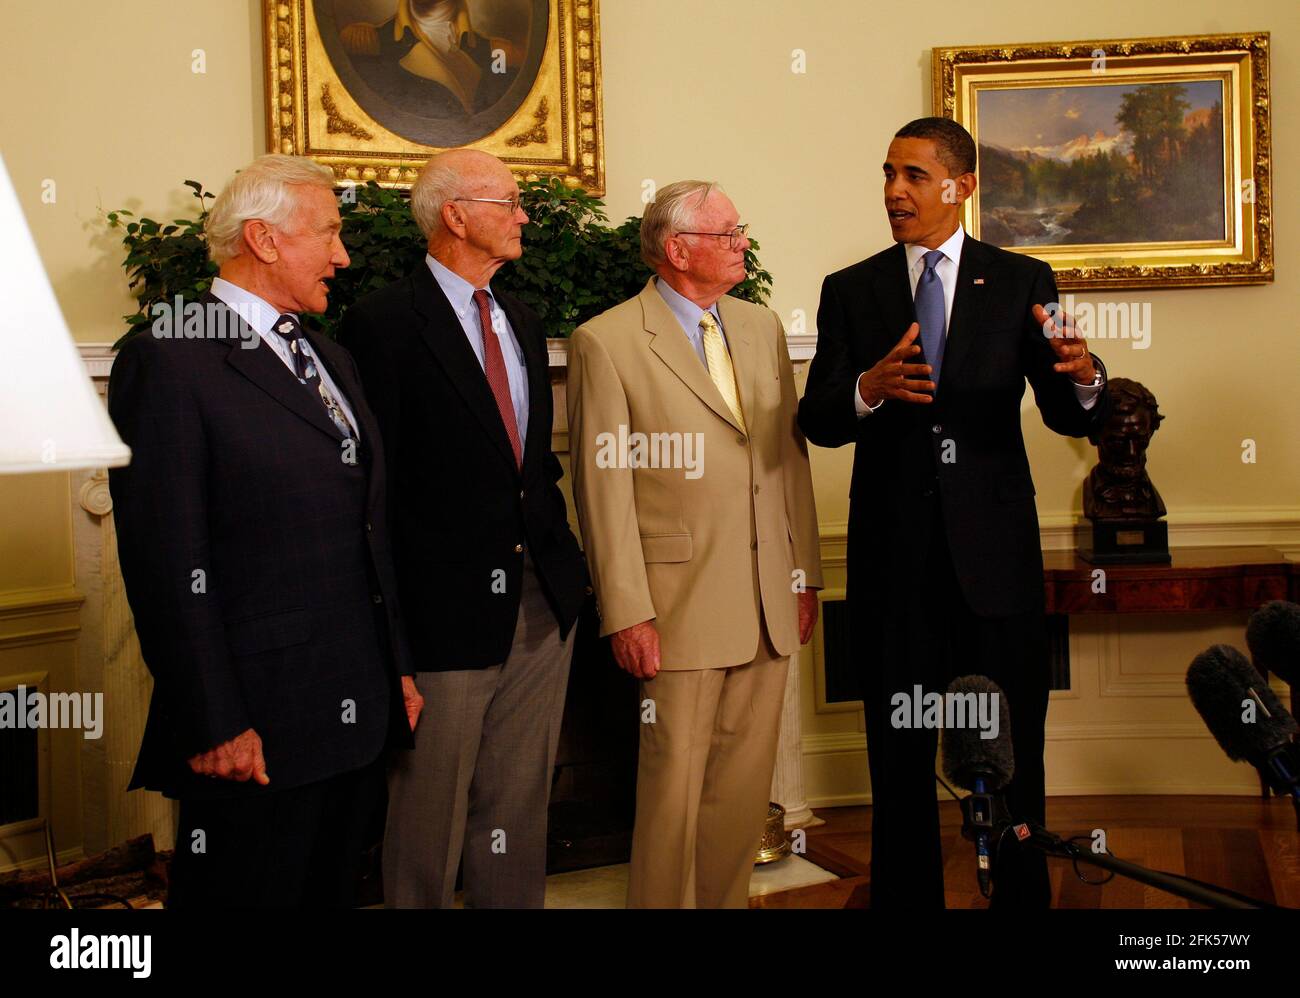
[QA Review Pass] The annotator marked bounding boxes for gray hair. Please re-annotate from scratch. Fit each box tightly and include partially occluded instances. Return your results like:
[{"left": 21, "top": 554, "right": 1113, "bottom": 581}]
[
  {"left": 410, "top": 158, "right": 465, "bottom": 238},
  {"left": 640, "top": 180, "right": 720, "bottom": 268},
  {"left": 205, "top": 155, "right": 336, "bottom": 265}
]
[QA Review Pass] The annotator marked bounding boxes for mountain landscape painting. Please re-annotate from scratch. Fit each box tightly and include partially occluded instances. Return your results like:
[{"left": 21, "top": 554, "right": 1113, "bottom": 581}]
[{"left": 975, "top": 80, "right": 1228, "bottom": 248}]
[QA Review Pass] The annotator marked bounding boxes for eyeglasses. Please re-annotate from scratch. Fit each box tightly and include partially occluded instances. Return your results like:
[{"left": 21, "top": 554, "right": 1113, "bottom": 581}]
[
  {"left": 453, "top": 196, "right": 523, "bottom": 212},
  {"left": 675, "top": 223, "right": 750, "bottom": 251}
]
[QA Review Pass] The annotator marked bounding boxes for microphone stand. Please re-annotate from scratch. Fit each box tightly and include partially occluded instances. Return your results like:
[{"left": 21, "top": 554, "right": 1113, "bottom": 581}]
[
  {"left": 957, "top": 797, "right": 1275, "bottom": 909},
  {"left": 1016, "top": 822, "right": 1274, "bottom": 910}
]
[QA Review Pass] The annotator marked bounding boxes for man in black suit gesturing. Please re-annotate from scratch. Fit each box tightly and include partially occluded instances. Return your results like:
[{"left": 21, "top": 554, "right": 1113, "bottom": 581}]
[
  {"left": 341, "top": 149, "right": 588, "bottom": 908},
  {"left": 798, "top": 118, "right": 1109, "bottom": 909},
  {"left": 109, "top": 154, "right": 421, "bottom": 907}
]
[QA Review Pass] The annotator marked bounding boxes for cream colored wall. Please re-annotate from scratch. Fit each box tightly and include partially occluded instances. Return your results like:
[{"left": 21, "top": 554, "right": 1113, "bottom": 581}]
[{"left": 1, "top": 0, "right": 1296, "bottom": 857}]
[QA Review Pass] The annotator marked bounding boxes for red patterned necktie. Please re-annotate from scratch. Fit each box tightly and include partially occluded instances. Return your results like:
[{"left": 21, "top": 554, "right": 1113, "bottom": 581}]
[{"left": 472, "top": 289, "right": 523, "bottom": 467}]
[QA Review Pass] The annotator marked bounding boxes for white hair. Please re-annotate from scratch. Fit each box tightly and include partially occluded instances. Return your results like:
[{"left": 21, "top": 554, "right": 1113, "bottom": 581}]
[
  {"left": 640, "top": 180, "right": 720, "bottom": 268},
  {"left": 205, "top": 154, "right": 337, "bottom": 265},
  {"left": 410, "top": 158, "right": 466, "bottom": 239}
]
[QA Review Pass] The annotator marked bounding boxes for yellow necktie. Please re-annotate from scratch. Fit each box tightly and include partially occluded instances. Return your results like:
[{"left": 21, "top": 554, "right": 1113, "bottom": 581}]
[{"left": 699, "top": 312, "right": 745, "bottom": 431}]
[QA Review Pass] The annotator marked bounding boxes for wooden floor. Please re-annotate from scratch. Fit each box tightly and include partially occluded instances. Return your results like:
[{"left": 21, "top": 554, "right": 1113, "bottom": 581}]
[{"left": 751, "top": 795, "right": 1300, "bottom": 909}]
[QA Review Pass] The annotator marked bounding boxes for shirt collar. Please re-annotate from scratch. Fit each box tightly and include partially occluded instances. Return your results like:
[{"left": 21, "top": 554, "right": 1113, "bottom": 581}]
[
  {"left": 208, "top": 277, "right": 289, "bottom": 338},
  {"left": 426, "top": 253, "right": 490, "bottom": 318},
  {"left": 654, "top": 276, "right": 722, "bottom": 339},
  {"left": 905, "top": 224, "right": 965, "bottom": 275}
]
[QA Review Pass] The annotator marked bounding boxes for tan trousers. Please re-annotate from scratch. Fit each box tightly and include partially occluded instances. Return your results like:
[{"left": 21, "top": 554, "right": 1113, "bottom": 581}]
[{"left": 627, "top": 629, "right": 789, "bottom": 908}]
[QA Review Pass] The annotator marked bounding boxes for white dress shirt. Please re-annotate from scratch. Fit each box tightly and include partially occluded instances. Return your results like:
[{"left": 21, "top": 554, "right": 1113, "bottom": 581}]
[
  {"left": 425, "top": 254, "right": 530, "bottom": 447},
  {"left": 854, "top": 225, "right": 1101, "bottom": 415},
  {"left": 209, "top": 277, "right": 360, "bottom": 438}
]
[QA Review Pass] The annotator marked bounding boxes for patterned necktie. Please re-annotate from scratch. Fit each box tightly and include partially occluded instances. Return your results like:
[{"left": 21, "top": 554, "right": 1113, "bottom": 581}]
[
  {"left": 698, "top": 311, "right": 746, "bottom": 431},
  {"left": 272, "top": 314, "right": 353, "bottom": 439},
  {"left": 472, "top": 289, "right": 523, "bottom": 467},
  {"left": 914, "top": 249, "right": 947, "bottom": 388}
]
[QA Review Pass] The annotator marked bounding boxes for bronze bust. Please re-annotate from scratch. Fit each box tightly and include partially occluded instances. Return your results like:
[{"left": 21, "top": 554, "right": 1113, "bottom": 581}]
[{"left": 1084, "top": 378, "right": 1166, "bottom": 520}]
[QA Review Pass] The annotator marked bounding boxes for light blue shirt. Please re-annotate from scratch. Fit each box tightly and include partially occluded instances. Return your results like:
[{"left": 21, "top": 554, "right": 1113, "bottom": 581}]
[
  {"left": 655, "top": 276, "right": 727, "bottom": 370},
  {"left": 426, "top": 254, "right": 529, "bottom": 447},
  {"left": 209, "top": 277, "right": 359, "bottom": 438}
]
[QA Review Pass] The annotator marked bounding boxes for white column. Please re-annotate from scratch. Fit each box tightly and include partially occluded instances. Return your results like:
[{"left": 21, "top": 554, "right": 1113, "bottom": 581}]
[{"left": 770, "top": 650, "right": 821, "bottom": 829}]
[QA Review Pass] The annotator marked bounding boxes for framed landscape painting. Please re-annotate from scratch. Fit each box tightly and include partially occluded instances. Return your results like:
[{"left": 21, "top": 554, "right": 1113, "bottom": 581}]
[
  {"left": 933, "top": 33, "right": 1272, "bottom": 289},
  {"left": 264, "top": 0, "right": 605, "bottom": 192}
]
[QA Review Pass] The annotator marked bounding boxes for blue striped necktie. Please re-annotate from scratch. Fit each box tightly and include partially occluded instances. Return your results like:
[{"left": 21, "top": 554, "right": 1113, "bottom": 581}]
[{"left": 915, "top": 249, "right": 947, "bottom": 388}]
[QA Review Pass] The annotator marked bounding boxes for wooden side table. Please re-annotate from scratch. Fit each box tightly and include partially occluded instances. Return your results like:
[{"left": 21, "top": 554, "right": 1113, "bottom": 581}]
[{"left": 1043, "top": 546, "right": 1299, "bottom": 797}]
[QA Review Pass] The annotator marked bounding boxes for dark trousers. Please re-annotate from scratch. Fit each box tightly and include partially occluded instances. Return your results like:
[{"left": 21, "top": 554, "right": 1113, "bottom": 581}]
[
  {"left": 168, "top": 756, "right": 385, "bottom": 908},
  {"left": 858, "top": 502, "right": 1051, "bottom": 909}
]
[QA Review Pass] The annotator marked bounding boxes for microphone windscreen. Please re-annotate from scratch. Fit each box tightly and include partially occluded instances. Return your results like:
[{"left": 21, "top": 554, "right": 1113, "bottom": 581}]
[
  {"left": 1246, "top": 600, "right": 1300, "bottom": 687},
  {"left": 1186, "top": 644, "right": 1298, "bottom": 763},
  {"left": 939, "top": 675, "right": 1014, "bottom": 792}
]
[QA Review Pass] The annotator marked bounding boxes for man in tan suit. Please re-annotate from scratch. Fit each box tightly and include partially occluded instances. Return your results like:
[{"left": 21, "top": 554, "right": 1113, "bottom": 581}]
[{"left": 567, "top": 180, "right": 823, "bottom": 908}]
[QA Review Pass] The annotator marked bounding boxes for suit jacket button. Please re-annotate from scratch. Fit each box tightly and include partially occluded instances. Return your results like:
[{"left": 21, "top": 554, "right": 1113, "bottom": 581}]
[
  {"left": 519, "top": 490, "right": 525, "bottom": 499},
  {"left": 753, "top": 485, "right": 760, "bottom": 495},
  {"left": 514, "top": 543, "right": 524, "bottom": 553},
  {"left": 736, "top": 435, "right": 746, "bottom": 445},
  {"left": 751, "top": 540, "right": 758, "bottom": 550},
  {"left": 584, "top": 585, "right": 594, "bottom": 595},
  {"left": 932, "top": 424, "right": 943, "bottom": 434},
  {"left": 372, "top": 594, "right": 384, "bottom": 604},
  {"left": 366, "top": 521, "right": 373, "bottom": 531}
]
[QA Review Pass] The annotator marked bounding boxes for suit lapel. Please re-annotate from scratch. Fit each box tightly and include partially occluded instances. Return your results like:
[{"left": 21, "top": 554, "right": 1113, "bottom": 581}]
[
  {"left": 495, "top": 287, "right": 546, "bottom": 472},
  {"left": 716, "top": 294, "right": 757, "bottom": 427},
  {"left": 307, "top": 329, "right": 383, "bottom": 508},
  {"left": 872, "top": 243, "right": 915, "bottom": 352},
  {"left": 216, "top": 293, "right": 346, "bottom": 444},
  {"left": 410, "top": 266, "right": 520, "bottom": 474},
  {"left": 642, "top": 280, "right": 744, "bottom": 433},
  {"left": 938, "top": 236, "right": 991, "bottom": 398}
]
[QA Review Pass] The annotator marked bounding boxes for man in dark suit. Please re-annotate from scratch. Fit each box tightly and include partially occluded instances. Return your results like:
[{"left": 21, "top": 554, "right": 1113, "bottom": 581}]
[
  {"left": 108, "top": 154, "right": 421, "bottom": 908},
  {"left": 798, "top": 117, "right": 1109, "bottom": 909},
  {"left": 340, "top": 149, "right": 588, "bottom": 908}
]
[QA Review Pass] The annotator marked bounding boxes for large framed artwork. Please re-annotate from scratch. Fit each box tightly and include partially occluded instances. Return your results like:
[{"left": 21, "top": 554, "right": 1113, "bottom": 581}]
[
  {"left": 264, "top": 0, "right": 605, "bottom": 192},
  {"left": 933, "top": 33, "right": 1272, "bottom": 290}
]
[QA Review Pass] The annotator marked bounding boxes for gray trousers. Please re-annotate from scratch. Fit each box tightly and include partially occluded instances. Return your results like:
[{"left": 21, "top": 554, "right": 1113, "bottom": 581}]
[{"left": 383, "top": 558, "right": 575, "bottom": 908}]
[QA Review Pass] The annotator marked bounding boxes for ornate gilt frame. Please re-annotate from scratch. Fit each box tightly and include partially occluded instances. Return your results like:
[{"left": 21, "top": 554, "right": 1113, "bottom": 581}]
[
  {"left": 933, "top": 33, "right": 1272, "bottom": 290},
  {"left": 264, "top": 0, "right": 605, "bottom": 192}
]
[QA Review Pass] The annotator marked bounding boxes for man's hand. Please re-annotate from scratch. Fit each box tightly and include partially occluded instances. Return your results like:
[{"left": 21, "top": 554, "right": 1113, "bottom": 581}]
[
  {"left": 611, "top": 620, "right": 661, "bottom": 680},
  {"left": 856, "top": 323, "right": 935, "bottom": 407},
  {"left": 187, "top": 728, "right": 270, "bottom": 784},
  {"left": 401, "top": 675, "right": 424, "bottom": 733},
  {"left": 798, "top": 590, "right": 819, "bottom": 646},
  {"left": 1033, "top": 303, "right": 1097, "bottom": 385}
]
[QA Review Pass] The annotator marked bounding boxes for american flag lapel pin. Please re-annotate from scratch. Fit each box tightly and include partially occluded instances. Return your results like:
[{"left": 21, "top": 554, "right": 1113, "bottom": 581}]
[{"left": 973, "top": 278, "right": 985, "bottom": 285}]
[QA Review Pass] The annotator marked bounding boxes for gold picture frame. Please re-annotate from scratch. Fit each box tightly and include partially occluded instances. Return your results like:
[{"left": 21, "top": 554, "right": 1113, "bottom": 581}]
[
  {"left": 933, "top": 32, "right": 1272, "bottom": 290},
  {"left": 264, "top": 0, "right": 605, "bottom": 192}
]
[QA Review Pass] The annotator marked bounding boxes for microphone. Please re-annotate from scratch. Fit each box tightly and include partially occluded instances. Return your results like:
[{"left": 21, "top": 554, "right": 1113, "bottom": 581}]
[
  {"left": 936, "top": 669, "right": 1277, "bottom": 908},
  {"left": 940, "top": 676, "right": 1013, "bottom": 897},
  {"left": 1186, "top": 644, "right": 1300, "bottom": 798},
  {"left": 1246, "top": 600, "right": 1300, "bottom": 688}
]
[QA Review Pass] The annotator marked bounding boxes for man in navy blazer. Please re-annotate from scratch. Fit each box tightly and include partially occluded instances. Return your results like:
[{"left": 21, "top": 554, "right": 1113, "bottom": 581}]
[
  {"left": 341, "top": 149, "right": 588, "bottom": 908},
  {"left": 109, "top": 155, "right": 420, "bottom": 908},
  {"left": 798, "top": 118, "right": 1109, "bottom": 908}
]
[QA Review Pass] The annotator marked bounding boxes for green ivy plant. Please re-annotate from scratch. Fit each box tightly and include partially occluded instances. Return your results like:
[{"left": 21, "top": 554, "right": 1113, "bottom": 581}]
[{"left": 107, "top": 177, "right": 773, "bottom": 347}]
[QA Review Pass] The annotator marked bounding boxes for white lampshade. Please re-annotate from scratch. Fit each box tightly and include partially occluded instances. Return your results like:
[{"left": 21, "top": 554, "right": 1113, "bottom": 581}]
[{"left": 0, "top": 151, "right": 130, "bottom": 473}]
